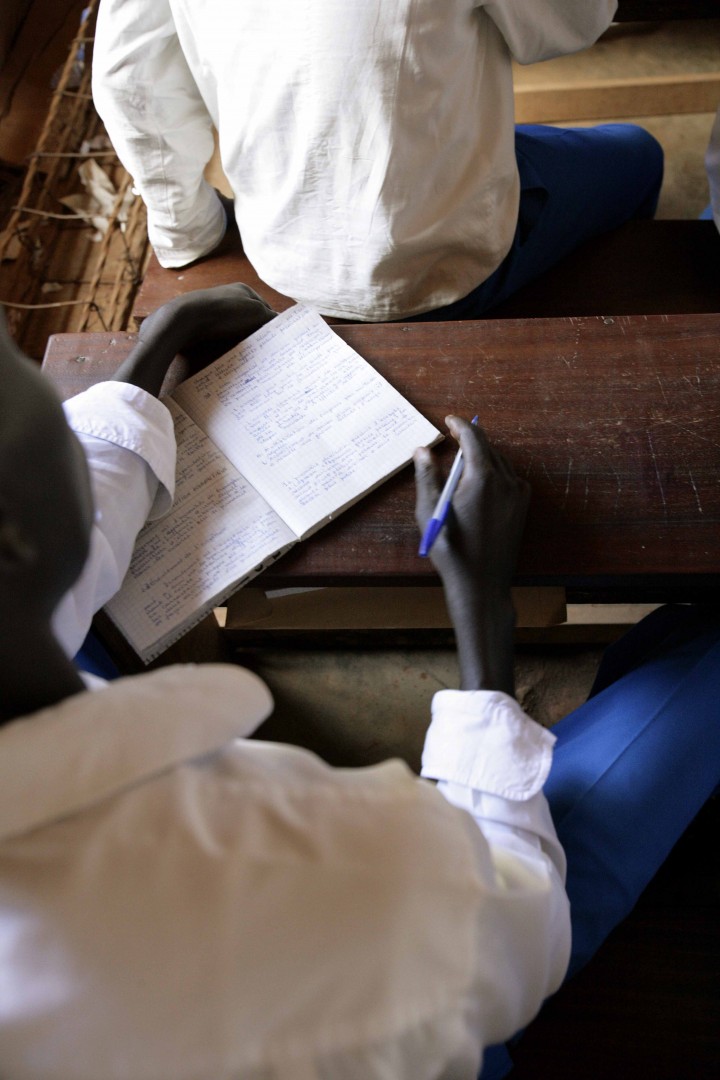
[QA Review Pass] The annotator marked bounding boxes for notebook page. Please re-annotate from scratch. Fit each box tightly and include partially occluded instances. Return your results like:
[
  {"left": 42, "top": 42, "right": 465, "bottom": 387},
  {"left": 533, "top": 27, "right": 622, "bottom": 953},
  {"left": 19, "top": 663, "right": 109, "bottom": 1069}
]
[
  {"left": 173, "top": 305, "right": 441, "bottom": 538},
  {"left": 105, "top": 401, "right": 296, "bottom": 662}
]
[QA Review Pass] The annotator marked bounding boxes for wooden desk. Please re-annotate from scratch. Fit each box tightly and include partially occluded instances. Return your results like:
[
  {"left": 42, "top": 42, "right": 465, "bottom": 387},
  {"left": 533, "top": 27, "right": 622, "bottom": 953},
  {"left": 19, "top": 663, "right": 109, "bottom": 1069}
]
[{"left": 44, "top": 314, "right": 720, "bottom": 596}]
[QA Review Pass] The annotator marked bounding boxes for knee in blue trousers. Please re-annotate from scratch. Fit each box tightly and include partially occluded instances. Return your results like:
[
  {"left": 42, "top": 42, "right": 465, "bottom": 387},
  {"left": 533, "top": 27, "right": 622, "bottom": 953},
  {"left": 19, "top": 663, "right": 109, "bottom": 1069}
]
[{"left": 479, "top": 605, "right": 720, "bottom": 1079}]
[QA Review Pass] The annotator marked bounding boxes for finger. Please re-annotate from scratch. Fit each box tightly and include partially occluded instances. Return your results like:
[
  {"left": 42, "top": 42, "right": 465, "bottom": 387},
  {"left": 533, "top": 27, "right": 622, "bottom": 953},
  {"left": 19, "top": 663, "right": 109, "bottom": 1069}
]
[
  {"left": 213, "top": 283, "right": 276, "bottom": 315},
  {"left": 446, "top": 415, "right": 523, "bottom": 488},
  {"left": 221, "top": 282, "right": 265, "bottom": 305},
  {"left": 486, "top": 442, "right": 518, "bottom": 483},
  {"left": 413, "top": 446, "right": 442, "bottom": 527},
  {"left": 445, "top": 414, "right": 493, "bottom": 476},
  {"left": 489, "top": 446, "right": 530, "bottom": 499}
]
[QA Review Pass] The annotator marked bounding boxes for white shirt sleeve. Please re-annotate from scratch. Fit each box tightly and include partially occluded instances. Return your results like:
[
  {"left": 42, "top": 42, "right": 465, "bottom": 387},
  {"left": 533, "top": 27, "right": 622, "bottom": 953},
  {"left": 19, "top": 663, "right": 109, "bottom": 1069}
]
[
  {"left": 91, "top": 0, "right": 226, "bottom": 267},
  {"left": 422, "top": 689, "right": 571, "bottom": 1017},
  {"left": 478, "top": 0, "right": 617, "bottom": 65},
  {"left": 52, "top": 382, "right": 176, "bottom": 657},
  {"left": 0, "top": 674, "right": 569, "bottom": 1076}
]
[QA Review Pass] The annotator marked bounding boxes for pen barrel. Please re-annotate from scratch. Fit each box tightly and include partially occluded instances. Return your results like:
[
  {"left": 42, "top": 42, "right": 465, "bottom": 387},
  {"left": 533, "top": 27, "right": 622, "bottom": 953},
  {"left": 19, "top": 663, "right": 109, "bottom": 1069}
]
[{"left": 437, "top": 449, "right": 465, "bottom": 508}]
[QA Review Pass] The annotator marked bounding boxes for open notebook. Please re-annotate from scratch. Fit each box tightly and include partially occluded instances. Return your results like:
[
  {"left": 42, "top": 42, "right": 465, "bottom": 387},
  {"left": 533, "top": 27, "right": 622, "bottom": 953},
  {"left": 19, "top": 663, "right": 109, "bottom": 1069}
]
[{"left": 105, "top": 304, "right": 441, "bottom": 662}]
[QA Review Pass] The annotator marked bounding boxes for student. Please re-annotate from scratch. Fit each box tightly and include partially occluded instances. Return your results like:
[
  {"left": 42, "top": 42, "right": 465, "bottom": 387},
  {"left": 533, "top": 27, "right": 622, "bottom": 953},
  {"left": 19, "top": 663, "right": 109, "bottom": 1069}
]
[
  {"left": 0, "top": 288, "right": 717, "bottom": 1078},
  {"left": 91, "top": 1, "right": 663, "bottom": 322}
]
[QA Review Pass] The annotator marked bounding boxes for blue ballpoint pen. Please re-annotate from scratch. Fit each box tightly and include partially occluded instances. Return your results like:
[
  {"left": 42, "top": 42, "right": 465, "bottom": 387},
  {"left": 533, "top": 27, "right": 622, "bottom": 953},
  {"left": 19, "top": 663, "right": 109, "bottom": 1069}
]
[{"left": 418, "top": 416, "right": 478, "bottom": 557}]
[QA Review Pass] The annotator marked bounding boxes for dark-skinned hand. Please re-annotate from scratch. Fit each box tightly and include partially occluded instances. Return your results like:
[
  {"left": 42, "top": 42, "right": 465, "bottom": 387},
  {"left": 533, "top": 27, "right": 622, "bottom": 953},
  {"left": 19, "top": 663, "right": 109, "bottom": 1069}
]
[
  {"left": 113, "top": 283, "right": 277, "bottom": 396},
  {"left": 414, "top": 416, "right": 530, "bottom": 694}
]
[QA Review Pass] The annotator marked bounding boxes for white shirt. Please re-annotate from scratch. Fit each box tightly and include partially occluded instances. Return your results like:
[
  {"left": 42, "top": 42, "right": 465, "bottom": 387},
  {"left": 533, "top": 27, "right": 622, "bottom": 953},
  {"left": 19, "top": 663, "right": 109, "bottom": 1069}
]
[
  {"left": 52, "top": 381, "right": 176, "bottom": 658},
  {"left": 92, "top": 0, "right": 617, "bottom": 321},
  {"left": 0, "top": 381, "right": 571, "bottom": 1077}
]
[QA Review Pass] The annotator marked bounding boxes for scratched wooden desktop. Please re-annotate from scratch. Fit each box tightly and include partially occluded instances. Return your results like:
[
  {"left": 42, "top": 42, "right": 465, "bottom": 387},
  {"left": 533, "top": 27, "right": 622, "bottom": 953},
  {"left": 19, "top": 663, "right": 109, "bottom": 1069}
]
[{"left": 43, "top": 314, "right": 720, "bottom": 598}]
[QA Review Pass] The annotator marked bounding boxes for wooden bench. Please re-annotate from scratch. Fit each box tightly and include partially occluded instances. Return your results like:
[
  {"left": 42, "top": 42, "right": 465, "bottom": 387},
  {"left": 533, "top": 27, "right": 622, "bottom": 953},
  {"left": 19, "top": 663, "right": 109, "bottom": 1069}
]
[
  {"left": 615, "top": 1, "right": 719, "bottom": 19},
  {"left": 516, "top": 3, "right": 720, "bottom": 124},
  {"left": 44, "top": 312, "right": 720, "bottom": 602},
  {"left": 133, "top": 238, "right": 296, "bottom": 325},
  {"left": 487, "top": 219, "right": 720, "bottom": 319},
  {"left": 132, "top": 219, "right": 720, "bottom": 327}
]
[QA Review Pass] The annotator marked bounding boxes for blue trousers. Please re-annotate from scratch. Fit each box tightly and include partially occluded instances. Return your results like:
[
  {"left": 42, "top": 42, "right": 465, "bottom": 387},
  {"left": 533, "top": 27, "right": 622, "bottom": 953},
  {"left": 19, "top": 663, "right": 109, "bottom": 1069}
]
[
  {"left": 411, "top": 122, "right": 664, "bottom": 321},
  {"left": 74, "top": 629, "right": 121, "bottom": 680},
  {"left": 481, "top": 604, "right": 720, "bottom": 1079}
]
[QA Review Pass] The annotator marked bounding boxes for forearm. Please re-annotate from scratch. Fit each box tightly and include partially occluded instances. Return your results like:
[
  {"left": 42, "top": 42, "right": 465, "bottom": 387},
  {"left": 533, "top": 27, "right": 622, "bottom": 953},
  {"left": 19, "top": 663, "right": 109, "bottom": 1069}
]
[
  {"left": 444, "top": 586, "right": 517, "bottom": 695},
  {"left": 111, "top": 286, "right": 277, "bottom": 396},
  {"left": 111, "top": 302, "right": 191, "bottom": 396},
  {"left": 111, "top": 338, "right": 177, "bottom": 397},
  {"left": 92, "top": 0, "right": 223, "bottom": 267},
  {"left": 414, "top": 419, "right": 528, "bottom": 698}
]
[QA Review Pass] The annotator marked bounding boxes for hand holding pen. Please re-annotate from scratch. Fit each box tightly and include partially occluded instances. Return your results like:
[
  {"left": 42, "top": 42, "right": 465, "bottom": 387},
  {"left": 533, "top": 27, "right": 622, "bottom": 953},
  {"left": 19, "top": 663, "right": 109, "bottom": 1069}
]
[
  {"left": 418, "top": 416, "right": 479, "bottom": 556},
  {"left": 413, "top": 416, "right": 530, "bottom": 692},
  {"left": 413, "top": 414, "right": 529, "bottom": 584}
]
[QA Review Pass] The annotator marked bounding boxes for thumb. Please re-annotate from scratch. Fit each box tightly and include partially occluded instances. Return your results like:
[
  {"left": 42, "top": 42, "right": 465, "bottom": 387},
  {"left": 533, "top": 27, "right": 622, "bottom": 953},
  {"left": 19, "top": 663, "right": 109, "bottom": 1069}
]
[{"left": 413, "top": 446, "right": 441, "bottom": 529}]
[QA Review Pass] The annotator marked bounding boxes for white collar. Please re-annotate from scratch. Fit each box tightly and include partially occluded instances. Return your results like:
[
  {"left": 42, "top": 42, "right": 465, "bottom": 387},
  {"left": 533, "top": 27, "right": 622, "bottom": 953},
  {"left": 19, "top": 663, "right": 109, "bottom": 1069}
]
[{"left": 0, "top": 664, "right": 272, "bottom": 841}]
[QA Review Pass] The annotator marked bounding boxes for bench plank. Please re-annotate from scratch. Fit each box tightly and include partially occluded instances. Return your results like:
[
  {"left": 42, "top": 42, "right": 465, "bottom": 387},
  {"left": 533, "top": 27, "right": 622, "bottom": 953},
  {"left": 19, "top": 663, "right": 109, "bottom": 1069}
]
[
  {"left": 515, "top": 72, "right": 720, "bottom": 123},
  {"left": 133, "top": 221, "right": 720, "bottom": 327},
  {"left": 489, "top": 221, "right": 720, "bottom": 319},
  {"left": 132, "top": 244, "right": 297, "bottom": 325},
  {"left": 614, "top": 1, "right": 719, "bottom": 19}
]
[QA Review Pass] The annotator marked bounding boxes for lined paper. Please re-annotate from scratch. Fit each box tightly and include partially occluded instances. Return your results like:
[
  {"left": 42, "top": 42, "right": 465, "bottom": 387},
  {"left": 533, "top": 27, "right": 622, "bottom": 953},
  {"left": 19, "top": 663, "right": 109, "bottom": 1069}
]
[
  {"left": 174, "top": 306, "right": 440, "bottom": 537},
  {"left": 105, "top": 402, "right": 295, "bottom": 660},
  {"left": 106, "top": 306, "right": 440, "bottom": 661}
]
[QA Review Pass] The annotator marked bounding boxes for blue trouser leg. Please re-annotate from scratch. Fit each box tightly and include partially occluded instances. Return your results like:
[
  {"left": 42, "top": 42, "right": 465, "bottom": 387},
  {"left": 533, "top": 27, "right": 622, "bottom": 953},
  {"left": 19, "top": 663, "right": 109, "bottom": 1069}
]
[
  {"left": 480, "top": 605, "right": 720, "bottom": 1079},
  {"left": 413, "top": 122, "right": 664, "bottom": 321},
  {"left": 74, "top": 628, "right": 121, "bottom": 680},
  {"left": 547, "top": 604, "right": 720, "bottom": 978}
]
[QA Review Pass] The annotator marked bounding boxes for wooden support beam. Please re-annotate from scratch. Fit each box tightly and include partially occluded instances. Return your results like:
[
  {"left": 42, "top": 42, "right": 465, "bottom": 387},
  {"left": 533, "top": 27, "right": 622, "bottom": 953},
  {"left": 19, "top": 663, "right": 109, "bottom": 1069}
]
[{"left": 515, "top": 71, "right": 720, "bottom": 123}]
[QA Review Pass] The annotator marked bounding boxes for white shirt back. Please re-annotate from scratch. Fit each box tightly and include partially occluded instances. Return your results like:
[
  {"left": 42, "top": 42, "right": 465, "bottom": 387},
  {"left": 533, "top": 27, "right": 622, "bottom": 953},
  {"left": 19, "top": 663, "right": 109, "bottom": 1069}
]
[{"left": 93, "top": 0, "right": 616, "bottom": 319}]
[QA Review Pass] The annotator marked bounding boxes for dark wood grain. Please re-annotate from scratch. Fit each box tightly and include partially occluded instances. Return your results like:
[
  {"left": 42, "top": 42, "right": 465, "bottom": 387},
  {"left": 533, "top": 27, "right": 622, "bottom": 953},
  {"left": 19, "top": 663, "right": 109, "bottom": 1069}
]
[
  {"left": 132, "top": 247, "right": 296, "bottom": 324},
  {"left": 488, "top": 221, "right": 720, "bottom": 320},
  {"left": 43, "top": 314, "right": 720, "bottom": 588},
  {"left": 615, "top": 1, "right": 719, "bottom": 20},
  {"left": 132, "top": 222, "right": 720, "bottom": 326}
]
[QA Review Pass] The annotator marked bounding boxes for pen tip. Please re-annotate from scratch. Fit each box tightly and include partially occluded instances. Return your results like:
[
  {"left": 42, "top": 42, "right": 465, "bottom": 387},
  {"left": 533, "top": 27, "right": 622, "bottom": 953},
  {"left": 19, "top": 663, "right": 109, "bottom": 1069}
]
[{"left": 418, "top": 517, "right": 443, "bottom": 557}]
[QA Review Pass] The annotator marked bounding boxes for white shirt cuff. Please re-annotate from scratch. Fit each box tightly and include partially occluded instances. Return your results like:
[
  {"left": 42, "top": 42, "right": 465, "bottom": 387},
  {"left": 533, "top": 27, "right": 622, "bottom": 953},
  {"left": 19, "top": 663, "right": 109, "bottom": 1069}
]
[
  {"left": 63, "top": 382, "right": 176, "bottom": 518},
  {"left": 421, "top": 689, "right": 556, "bottom": 800},
  {"left": 151, "top": 184, "right": 227, "bottom": 269}
]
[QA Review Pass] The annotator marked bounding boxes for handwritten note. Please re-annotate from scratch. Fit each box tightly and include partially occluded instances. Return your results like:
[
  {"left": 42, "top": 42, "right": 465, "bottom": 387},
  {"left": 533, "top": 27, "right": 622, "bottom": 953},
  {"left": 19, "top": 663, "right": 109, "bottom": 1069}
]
[
  {"left": 106, "top": 306, "right": 440, "bottom": 661},
  {"left": 105, "top": 402, "right": 295, "bottom": 660},
  {"left": 174, "top": 306, "right": 440, "bottom": 537}
]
